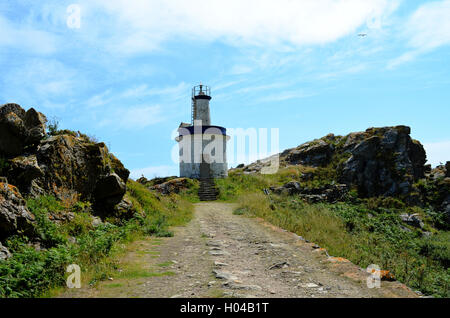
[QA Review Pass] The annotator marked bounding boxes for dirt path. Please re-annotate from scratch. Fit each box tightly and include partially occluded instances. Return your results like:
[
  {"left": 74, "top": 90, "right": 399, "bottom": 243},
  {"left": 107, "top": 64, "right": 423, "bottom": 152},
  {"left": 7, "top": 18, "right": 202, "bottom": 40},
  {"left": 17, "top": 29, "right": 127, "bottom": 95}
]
[{"left": 61, "top": 202, "right": 418, "bottom": 298}]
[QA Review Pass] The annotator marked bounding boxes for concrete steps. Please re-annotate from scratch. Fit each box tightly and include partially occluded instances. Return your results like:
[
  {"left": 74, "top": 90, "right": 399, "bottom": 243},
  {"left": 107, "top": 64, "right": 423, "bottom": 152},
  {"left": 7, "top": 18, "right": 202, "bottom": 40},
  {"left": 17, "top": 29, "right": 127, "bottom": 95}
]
[{"left": 198, "top": 178, "right": 219, "bottom": 201}]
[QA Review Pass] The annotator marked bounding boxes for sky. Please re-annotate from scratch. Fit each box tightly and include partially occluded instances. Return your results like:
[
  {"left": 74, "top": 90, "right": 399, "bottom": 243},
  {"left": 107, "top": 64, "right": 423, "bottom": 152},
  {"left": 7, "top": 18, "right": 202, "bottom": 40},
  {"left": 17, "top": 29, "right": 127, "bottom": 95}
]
[{"left": 1, "top": 0, "right": 449, "bottom": 179}]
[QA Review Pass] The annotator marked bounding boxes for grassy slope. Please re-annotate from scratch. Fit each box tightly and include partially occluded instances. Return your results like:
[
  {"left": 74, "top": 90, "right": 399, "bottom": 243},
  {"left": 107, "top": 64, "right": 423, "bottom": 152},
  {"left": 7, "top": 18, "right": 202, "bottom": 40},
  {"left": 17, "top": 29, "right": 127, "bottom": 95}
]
[
  {"left": 215, "top": 167, "right": 449, "bottom": 297},
  {"left": 0, "top": 180, "right": 193, "bottom": 298}
]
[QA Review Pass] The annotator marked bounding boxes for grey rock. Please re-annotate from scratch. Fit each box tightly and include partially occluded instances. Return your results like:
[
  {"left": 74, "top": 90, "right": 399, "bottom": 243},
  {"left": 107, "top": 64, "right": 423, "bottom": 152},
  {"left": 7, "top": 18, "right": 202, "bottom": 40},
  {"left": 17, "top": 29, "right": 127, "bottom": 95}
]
[
  {"left": 268, "top": 261, "right": 290, "bottom": 270},
  {"left": 212, "top": 270, "right": 238, "bottom": 281},
  {"left": 209, "top": 250, "right": 229, "bottom": 256},
  {"left": 0, "top": 242, "right": 12, "bottom": 261},
  {"left": 339, "top": 126, "right": 426, "bottom": 197},
  {"left": 223, "top": 282, "right": 262, "bottom": 291},
  {"left": 6, "top": 154, "right": 44, "bottom": 194},
  {"left": 284, "top": 139, "right": 334, "bottom": 167},
  {"left": 400, "top": 213, "right": 424, "bottom": 229},
  {"left": 0, "top": 182, "right": 36, "bottom": 240},
  {"left": 94, "top": 173, "right": 126, "bottom": 208},
  {"left": 91, "top": 216, "right": 103, "bottom": 227},
  {"left": 0, "top": 104, "right": 47, "bottom": 156}
]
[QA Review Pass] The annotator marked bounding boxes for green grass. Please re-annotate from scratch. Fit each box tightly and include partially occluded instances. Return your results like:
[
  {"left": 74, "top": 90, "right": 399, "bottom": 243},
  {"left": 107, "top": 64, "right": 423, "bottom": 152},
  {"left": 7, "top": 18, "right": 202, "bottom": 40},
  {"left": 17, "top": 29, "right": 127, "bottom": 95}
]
[
  {"left": 104, "top": 283, "right": 124, "bottom": 288},
  {"left": 228, "top": 173, "right": 449, "bottom": 298},
  {"left": 156, "top": 261, "right": 174, "bottom": 268},
  {"left": 116, "top": 269, "right": 175, "bottom": 279},
  {"left": 0, "top": 180, "right": 193, "bottom": 298}
]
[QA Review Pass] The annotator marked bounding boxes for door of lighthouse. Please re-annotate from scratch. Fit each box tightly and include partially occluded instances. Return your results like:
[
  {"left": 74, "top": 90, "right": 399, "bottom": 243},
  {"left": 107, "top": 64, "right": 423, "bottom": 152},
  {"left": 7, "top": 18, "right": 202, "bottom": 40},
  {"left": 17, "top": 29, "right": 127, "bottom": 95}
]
[{"left": 200, "top": 154, "right": 211, "bottom": 179}]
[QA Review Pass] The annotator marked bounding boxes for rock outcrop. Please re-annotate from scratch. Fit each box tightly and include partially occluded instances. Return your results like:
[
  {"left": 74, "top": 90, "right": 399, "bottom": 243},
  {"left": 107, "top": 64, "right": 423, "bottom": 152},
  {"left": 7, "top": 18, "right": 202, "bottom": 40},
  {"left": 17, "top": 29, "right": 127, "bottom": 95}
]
[
  {"left": 0, "top": 103, "right": 46, "bottom": 156},
  {"left": 283, "top": 137, "right": 335, "bottom": 167},
  {"left": 149, "top": 178, "right": 191, "bottom": 195},
  {"left": 0, "top": 242, "right": 11, "bottom": 261},
  {"left": 269, "top": 182, "right": 349, "bottom": 203},
  {"left": 0, "top": 103, "right": 130, "bottom": 218},
  {"left": 239, "top": 126, "right": 428, "bottom": 199},
  {"left": 0, "top": 180, "right": 36, "bottom": 240},
  {"left": 338, "top": 126, "right": 426, "bottom": 197}
]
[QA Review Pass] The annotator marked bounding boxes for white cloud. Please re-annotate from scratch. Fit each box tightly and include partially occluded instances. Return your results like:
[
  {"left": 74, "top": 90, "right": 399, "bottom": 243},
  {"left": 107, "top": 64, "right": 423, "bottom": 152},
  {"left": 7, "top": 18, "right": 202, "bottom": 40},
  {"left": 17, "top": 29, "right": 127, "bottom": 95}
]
[
  {"left": 424, "top": 140, "right": 450, "bottom": 167},
  {"left": 130, "top": 165, "right": 178, "bottom": 179},
  {"left": 108, "top": 105, "right": 165, "bottom": 130},
  {"left": 406, "top": 0, "right": 450, "bottom": 51},
  {"left": 256, "top": 90, "right": 315, "bottom": 103},
  {"left": 0, "top": 58, "right": 79, "bottom": 108},
  {"left": 387, "top": 51, "right": 418, "bottom": 69},
  {"left": 121, "top": 82, "right": 190, "bottom": 100},
  {"left": 0, "top": 15, "right": 58, "bottom": 55},
  {"left": 388, "top": 0, "right": 450, "bottom": 68},
  {"left": 85, "top": 0, "right": 398, "bottom": 52},
  {"left": 86, "top": 89, "right": 113, "bottom": 108}
]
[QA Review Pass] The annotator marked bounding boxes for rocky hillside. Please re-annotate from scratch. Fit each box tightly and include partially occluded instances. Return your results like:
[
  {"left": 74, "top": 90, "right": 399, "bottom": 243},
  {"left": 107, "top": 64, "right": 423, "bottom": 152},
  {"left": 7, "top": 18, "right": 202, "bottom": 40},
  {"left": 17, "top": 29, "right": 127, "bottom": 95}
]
[
  {"left": 232, "top": 125, "right": 449, "bottom": 227},
  {"left": 222, "top": 126, "right": 449, "bottom": 297},
  {"left": 0, "top": 103, "right": 132, "bottom": 252}
]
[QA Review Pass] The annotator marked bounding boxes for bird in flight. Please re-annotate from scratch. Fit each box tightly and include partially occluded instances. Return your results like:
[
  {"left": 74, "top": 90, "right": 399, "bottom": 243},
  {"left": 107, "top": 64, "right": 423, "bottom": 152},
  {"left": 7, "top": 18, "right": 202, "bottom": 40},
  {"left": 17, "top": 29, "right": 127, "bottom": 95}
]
[{"left": 358, "top": 33, "right": 367, "bottom": 37}]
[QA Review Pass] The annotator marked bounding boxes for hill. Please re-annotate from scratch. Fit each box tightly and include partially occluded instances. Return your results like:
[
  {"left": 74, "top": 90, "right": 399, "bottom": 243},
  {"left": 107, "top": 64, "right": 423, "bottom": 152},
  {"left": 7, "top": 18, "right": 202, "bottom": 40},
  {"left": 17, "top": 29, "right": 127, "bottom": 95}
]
[
  {"left": 215, "top": 125, "right": 449, "bottom": 297},
  {"left": 0, "top": 103, "right": 193, "bottom": 297}
]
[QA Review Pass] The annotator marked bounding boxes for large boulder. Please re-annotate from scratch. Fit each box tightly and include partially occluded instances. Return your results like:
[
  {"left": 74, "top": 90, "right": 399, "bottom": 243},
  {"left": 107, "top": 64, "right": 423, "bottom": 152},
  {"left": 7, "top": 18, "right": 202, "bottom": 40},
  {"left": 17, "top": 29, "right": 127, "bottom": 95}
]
[
  {"left": 446, "top": 162, "right": 450, "bottom": 178},
  {"left": 237, "top": 125, "right": 427, "bottom": 199},
  {"left": 270, "top": 181, "right": 348, "bottom": 203},
  {"left": 24, "top": 108, "right": 47, "bottom": 146},
  {"left": 0, "top": 104, "right": 46, "bottom": 156},
  {"left": 149, "top": 177, "right": 190, "bottom": 195},
  {"left": 0, "top": 103, "right": 131, "bottom": 216},
  {"left": 0, "top": 180, "right": 36, "bottom": 240},
  {"left": 0, "top": 242, "right": 11, "bottom": 261},
  {"left": 283, "top": 138, "right": 335, "bottom": 167},
  {"left": 109, "top": 153, "right": 130, "bottom": 183},
  {"left": 6, "top": 154, "right": 44, "bottom": 194},
  {"left": 94, "top": 173, "right": 126, "bottom": 208},
  {"left": 34, "top": 135, "right": 128, "bottom": 204},
  {"left": 338, "top": 126, "right": 426, "bottom": 197}
]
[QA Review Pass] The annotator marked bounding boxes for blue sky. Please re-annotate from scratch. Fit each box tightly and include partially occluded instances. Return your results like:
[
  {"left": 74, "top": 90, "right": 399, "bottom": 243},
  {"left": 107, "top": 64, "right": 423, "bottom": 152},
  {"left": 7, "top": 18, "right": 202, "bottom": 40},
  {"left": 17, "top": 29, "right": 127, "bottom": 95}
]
[{"left": 1, "top": 0, "right": 449, "bottom": 178}]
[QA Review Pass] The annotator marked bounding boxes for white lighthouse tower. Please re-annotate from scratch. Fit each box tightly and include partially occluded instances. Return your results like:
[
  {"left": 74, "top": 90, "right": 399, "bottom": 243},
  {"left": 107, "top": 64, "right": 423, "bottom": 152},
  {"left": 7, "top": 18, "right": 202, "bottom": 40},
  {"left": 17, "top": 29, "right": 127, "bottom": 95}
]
[{"left": 176, "top": 84, "right": 229, "bottom": 180}]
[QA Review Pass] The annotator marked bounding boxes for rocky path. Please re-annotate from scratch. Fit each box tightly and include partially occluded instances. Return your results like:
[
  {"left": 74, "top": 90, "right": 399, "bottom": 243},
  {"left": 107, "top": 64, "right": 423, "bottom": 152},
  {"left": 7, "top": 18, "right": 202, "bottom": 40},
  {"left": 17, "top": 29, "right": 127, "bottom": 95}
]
[{"left": 61, "top": 202, "right": 418, "bottom": 298}]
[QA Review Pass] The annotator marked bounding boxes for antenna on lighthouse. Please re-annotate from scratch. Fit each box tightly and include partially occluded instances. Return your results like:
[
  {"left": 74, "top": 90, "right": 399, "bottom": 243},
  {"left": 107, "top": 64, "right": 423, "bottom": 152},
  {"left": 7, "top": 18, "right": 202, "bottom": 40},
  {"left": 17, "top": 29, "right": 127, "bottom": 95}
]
[{"left": 191, "top": 83, "right": 211, "bottom": 125}]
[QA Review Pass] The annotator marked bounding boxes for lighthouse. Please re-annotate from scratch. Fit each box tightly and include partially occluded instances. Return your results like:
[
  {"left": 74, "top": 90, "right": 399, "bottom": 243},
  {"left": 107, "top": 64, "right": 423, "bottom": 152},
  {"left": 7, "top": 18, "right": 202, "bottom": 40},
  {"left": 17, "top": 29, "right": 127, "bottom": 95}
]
[{"left": 176, "top": 84, "right": 229, "bottom": 180}]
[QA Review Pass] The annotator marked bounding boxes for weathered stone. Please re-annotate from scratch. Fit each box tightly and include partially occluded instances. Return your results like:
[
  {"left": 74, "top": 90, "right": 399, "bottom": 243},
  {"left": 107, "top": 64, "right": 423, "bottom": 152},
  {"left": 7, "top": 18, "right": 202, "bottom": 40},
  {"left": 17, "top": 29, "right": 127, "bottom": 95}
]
[
  {"left": 24, "top": 108, "right": 47, "bottom": 146},
  {"left": 36, "top": 135, "right": 119, "bottom": 203},
  {"left": 400, "top": 213, "right": 424, "bottom": 229},
  {"left": 91, "top": 216, "right": 103, "bottom": 227},
  {"left": 94, "top": 173, "right": 126, "bottom": 208},
  {"left": 271, "top": 182, "right": 348, "bottom": 203},
  {"left": 0, "top": 181, "right": 35, "bottom": 240},
  {"left": 284, "top": 181, "right": 301, "bottom": 192},
  {"left": 1, "top": 103, "right": 132, "bottom": 221},
  {"left": 446, "top": 162, "right": 450, "bottom": 178},
  {"left": 113, "top": 196, "right": 136, "bottom": 219},
  {"left": 149, "top": 177, "right": 190, "bottom": 195},
  {"left": 212, "top": 269, "right": 238, "bottom": 281},
  {"left": 6, "top": 154, "right": 44, "bottom": 194},
  {"left": 339, "top": 126, "right": 426, "bottom": 197},
  {"left": 109, "top": 153, "right": 130, "bottom": 183},
  {"left": 0, "top": 104, "right": 27, "bottom": 156},
  {"left": 0, "top": 242, "right": 11, "bottom": 261},
  {"left": 0, "top": 104, "right": 48, "bottom": 156},
  {"left": 284, "top": 139, "right": 334, "bottom": 167}
]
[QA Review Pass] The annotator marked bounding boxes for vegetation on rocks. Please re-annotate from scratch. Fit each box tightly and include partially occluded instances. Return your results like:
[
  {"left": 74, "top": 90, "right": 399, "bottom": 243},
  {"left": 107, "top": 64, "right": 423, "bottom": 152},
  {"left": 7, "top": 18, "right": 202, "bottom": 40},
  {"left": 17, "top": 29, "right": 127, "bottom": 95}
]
[
  {"left": 0, "top": 103, "right": 193, "bottom": 298},
  {"left": 0, "top": 181, "right": 193, "bottom": 298},
  {"left": 217, "top": 126, "right": 449, "bottom": 298}
]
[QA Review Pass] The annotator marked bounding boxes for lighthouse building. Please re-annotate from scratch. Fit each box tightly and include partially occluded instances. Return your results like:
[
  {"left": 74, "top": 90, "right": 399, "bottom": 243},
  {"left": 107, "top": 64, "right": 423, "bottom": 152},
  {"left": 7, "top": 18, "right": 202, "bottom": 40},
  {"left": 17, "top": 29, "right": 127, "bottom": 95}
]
[{"left": 176, "top": 85, "right": 229, "bottom": 179}]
